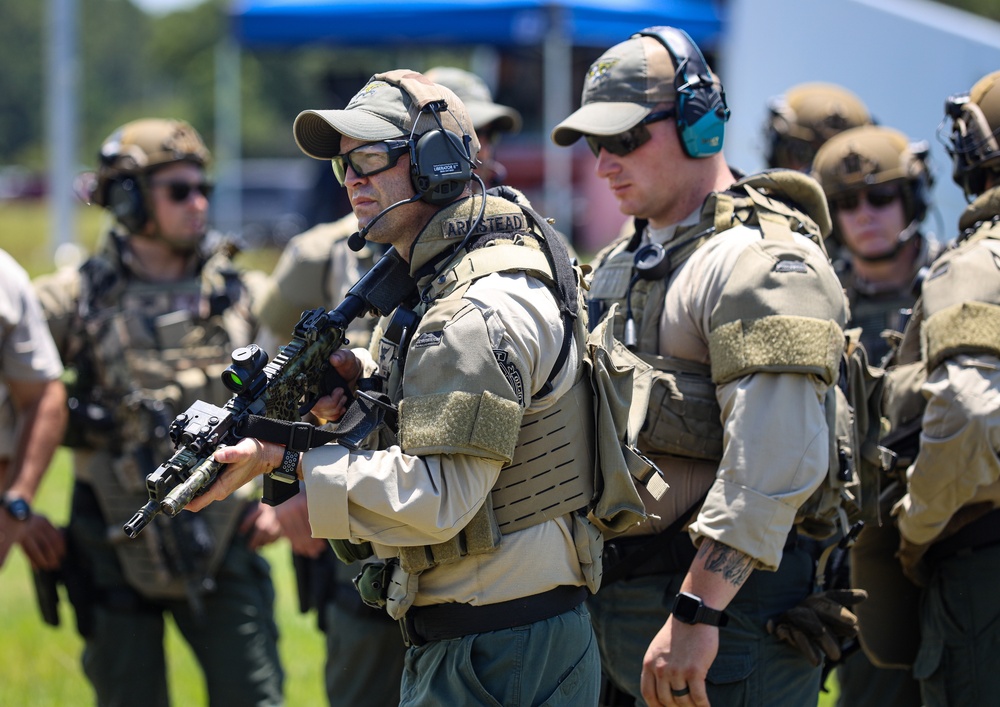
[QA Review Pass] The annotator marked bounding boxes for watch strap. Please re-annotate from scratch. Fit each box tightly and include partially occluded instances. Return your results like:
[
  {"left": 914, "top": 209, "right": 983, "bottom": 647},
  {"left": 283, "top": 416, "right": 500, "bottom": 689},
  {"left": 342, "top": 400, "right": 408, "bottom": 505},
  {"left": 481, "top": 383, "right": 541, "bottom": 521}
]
[{"left": 672, "top": 591, "right": 729, "bottom": 627}]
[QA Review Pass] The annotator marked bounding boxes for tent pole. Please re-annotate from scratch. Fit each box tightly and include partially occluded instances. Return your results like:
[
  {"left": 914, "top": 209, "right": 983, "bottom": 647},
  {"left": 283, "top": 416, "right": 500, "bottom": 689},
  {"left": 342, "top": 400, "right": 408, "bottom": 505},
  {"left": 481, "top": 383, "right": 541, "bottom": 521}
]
[
  {"left": 214, "top": 36, "right": 242, "bottom": 239},
  {"left": 543, "top": 6, "right": 573, "bottom": 243}
]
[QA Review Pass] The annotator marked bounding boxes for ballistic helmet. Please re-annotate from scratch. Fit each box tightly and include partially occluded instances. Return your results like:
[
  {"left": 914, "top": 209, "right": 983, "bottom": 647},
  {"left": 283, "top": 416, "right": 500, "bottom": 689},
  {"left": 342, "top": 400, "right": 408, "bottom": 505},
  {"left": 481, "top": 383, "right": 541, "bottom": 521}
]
[
  {"left": 765, "top": 83, "right": 873, "bottom": 170},
  {"left": 943, "top": 70, "right": 1000, "bottom": 197},
  {"left": 812, "top": 125, "right": 933, "bottom": 228},
  {"left": 90, "top": 118, "right": 211, "bottom": 231}
]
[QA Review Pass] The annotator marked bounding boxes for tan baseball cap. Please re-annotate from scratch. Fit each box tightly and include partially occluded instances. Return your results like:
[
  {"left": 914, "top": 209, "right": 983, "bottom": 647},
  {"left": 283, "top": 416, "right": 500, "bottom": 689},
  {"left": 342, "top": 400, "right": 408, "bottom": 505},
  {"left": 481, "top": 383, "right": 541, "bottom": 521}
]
[
  {"left": 293, "top": 69, "right": 480, "bottom": 161},
  {"left": 552, "top": 35, "right": 684, "bottom": 146},
  {"left": 424, "top": 66, "right": 522, "bottom": 134}
]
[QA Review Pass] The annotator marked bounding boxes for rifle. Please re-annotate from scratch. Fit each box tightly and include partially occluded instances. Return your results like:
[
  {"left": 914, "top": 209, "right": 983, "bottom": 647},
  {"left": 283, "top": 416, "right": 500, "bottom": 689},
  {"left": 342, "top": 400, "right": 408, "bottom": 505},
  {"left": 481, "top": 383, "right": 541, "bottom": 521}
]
[{"left": 123, "top": 247, "right": 415, "bottom": 539}]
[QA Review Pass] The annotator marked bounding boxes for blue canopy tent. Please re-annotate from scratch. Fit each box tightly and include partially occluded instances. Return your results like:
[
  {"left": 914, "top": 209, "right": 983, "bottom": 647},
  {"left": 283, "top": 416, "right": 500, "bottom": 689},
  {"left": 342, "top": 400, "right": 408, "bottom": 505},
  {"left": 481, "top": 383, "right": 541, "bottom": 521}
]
[{"left": 227, "top": 0, "right": 724, "bottom": 236}]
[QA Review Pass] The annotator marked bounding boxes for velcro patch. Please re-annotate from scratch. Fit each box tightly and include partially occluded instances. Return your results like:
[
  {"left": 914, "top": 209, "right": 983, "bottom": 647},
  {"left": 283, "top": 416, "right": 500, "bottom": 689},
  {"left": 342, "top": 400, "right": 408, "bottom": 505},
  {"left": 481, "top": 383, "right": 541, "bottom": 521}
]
[
  {"left": 400, "top": 390, "right": 521, "bottom": 462},
  {"left": 709, "top": 315, "right": 843, "bottom": 385},
  {"left": 923, "top": 300, "right": 1000, "bottom": 371}
]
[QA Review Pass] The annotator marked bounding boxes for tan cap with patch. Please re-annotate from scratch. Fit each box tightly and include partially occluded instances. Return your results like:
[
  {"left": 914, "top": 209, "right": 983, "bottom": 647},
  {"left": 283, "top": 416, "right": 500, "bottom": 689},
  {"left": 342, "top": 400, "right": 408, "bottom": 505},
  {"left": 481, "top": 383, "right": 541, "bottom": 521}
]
[{"left": 551, "top": 35, "right": 682, "bottom": 145}]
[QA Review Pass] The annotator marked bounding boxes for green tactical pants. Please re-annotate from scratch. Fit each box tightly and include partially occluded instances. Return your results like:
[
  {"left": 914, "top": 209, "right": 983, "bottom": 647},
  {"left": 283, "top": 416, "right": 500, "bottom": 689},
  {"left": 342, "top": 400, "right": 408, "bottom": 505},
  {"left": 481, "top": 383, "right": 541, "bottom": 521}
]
[
  {"left": 836, "top": 647, "right": 922, "bottom": 707},
  {"left": 399, "top": 602, "right": 600, "bottom": 706},
  {"left": 322, "top": 560, "right": 406, "bottom": 707},
  {"left": 68, "top": 485, "right": 284, "bottom": 707},
  {"left": 588, "top": 540, "right": 821, "bottom": 707},
  {"left": 914, "top": 542, "right": 1000, "bottom": 706}
]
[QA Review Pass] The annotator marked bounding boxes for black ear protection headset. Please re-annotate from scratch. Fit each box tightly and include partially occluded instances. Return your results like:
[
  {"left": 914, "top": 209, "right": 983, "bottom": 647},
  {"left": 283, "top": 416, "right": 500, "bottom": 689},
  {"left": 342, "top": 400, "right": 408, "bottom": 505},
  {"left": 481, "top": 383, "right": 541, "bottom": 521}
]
[
  {"left": 637, "top": 27, "right": 730, "bottom": 159},
  {"left": 93, "top": 145, "right": 149, "bottom": 233},
  {"left": 378, "top": 70, "right": 476, "bottom": 206},
  {"left": 348, "top": 71, "right": 482, "bottom": 252},
  {"left": 905, "top": 140, "right": 933, "bottom": 224},
  {"left": 102, "top": 176, "right": 148, "bottom": 233}
]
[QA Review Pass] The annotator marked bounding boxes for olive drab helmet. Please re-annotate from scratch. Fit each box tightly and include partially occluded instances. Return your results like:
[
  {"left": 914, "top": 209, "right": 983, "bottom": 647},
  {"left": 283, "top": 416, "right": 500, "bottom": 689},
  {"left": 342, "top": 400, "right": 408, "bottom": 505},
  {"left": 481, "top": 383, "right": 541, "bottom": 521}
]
[
  {"left": 943, "top": 70, "right": 1000, "bottom": 198},
  {"left": 89, "top": 118, "right": 211, "bottom": 232},
  {"left": 812, "top": 125, "right": 933, "bottom": 228},
  {"left": 812, "top": 126, "right": 934, "bottom": 258},
  {"left": 765, "top": 82, "right": 873, "bottom": 170}
]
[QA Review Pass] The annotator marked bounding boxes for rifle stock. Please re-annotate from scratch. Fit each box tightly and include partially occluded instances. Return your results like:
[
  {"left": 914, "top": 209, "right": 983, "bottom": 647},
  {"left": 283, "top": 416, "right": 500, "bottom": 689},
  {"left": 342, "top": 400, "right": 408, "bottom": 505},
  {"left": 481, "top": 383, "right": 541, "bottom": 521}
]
[{"left": 123, "top": 247, "right": 414, "bottom": 539}]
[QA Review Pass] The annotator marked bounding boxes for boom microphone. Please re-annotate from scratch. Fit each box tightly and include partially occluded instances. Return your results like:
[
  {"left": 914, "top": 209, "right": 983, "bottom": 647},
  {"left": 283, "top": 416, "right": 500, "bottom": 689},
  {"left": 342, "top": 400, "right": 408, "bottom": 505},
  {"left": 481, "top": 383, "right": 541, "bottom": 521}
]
[{"left": 348, "top": 193, "right": 423, "bottom": 251}]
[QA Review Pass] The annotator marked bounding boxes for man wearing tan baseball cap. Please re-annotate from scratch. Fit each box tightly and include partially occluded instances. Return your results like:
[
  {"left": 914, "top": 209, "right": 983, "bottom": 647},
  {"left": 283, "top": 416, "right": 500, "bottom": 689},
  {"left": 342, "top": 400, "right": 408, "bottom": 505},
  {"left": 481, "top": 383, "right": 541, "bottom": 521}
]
[
  {"left": 252, "top": 67, "right": 527, "bottom": 707},
  {"left": 554, "top": 27, "right": 857, "bottom": 707},
  {"left": 189, "top": 69, "right": 602, "bottom": 705}
]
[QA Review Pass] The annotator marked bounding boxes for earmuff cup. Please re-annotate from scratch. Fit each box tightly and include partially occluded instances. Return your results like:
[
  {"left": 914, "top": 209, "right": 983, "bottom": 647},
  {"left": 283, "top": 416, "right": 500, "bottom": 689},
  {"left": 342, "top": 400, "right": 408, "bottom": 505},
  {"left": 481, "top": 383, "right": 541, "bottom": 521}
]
[
  {"left": 638, "top": 26, "right": 730, "bottom": 159},
  {"left": 103, "top": 175, "right": 148, "bottom": 233},
  {"left": 410, "top": 129, "right": 472, "bottom": 206}
]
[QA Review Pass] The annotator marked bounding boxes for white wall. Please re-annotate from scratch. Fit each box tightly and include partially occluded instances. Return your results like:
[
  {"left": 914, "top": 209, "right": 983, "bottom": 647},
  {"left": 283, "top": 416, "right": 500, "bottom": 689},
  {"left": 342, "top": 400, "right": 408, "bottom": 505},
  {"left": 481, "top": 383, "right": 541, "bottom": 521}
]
[{"left": 718, "top": 0, "right": 1000, "bottom": 241}]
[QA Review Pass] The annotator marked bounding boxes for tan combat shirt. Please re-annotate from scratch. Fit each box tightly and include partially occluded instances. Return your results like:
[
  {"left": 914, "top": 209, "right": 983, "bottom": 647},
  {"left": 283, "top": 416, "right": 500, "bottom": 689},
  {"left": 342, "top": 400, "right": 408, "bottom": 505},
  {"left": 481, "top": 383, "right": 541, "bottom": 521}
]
[
  {"left": 0, "top": 249, "right": 64, "bottom": 459},
  {"left": 303, "top": 268, "right": 586, "bottom": 607},
  {"left": 638, "top": 211, "right": 834, "bottom": 571},
  {"left": 895, "top": 233, "right": 1000, "bottom": 546}
]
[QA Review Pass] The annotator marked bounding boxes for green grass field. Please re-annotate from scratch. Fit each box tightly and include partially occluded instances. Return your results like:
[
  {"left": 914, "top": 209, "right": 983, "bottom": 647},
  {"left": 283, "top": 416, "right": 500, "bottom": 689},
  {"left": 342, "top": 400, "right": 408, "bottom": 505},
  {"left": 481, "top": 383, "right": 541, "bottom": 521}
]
[{"left": 0, "top": 199, "right": 841, "bottom": 705}]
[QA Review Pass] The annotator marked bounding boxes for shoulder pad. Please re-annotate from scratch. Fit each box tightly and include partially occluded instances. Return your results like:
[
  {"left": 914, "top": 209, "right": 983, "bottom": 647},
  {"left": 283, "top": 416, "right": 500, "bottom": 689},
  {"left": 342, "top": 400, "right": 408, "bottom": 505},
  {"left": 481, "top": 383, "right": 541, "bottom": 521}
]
[
  {"left": 708, "top": 237, "right": 847, "bottom": 385},
  {"left": 733, "top": 169, "right": 832, "bottom": 241}
]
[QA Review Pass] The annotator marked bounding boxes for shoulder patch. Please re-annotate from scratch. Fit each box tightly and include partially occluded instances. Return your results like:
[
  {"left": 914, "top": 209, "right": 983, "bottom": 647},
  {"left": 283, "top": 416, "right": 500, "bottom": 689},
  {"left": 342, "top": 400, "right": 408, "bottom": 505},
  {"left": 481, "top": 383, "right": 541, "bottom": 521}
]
[
  {"left": 493, "top": 349, "right": 525, "bottom": 406},
  {"left": 413, "top": 331, "right": 443, "bottom": 349},
  {"left": 774, "top": 259, "right": 809, "bottom": 274}
]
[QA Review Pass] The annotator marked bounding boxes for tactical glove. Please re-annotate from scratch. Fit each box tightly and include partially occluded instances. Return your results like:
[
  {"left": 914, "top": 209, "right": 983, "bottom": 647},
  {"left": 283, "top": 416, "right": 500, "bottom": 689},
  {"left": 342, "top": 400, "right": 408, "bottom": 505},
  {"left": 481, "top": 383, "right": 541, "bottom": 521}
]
[{"left": 766, "top": 589, "right": 868, "bottom": 666}]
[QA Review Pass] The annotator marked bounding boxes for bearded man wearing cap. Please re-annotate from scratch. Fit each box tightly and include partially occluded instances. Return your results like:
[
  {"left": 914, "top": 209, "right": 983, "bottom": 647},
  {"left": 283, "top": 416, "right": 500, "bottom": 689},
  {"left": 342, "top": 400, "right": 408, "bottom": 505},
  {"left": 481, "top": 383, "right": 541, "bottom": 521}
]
[
  {"left": 252, "top": 66, "right": 527, "bottom": 707},
  {"left": 189, "top": 69, "right": 604, "bottom": 706},
  {"left": 553, "top": 27, "right": 856, "bottom": 707}
]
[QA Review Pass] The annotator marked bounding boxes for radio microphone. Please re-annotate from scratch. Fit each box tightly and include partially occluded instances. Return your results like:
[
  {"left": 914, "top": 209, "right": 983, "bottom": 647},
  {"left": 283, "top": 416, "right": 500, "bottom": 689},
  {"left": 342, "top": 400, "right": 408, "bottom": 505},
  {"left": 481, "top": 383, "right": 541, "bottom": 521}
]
[{"left": 347, "top": 193, "right": 423, "bottom": 251}]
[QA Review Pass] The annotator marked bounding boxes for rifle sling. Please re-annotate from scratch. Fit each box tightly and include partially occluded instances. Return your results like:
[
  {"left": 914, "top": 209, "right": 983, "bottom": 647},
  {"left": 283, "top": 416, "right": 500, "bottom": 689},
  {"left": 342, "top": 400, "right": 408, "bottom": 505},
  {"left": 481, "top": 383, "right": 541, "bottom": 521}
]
[{"left": 238, "top": 379, "right": 394, "bottom": 453}]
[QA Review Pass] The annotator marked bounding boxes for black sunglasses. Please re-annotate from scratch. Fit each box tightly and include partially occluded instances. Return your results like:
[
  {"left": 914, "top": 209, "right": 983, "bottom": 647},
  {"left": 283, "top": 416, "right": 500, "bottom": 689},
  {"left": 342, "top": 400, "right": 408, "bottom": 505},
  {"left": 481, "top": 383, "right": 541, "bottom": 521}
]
[
  {"left": 151, "top": 180, "right": 214, "bottom": 203},
  {"left": 831, "top": 186, "right": 901, "bottom": 212},
  {"left": 332, "top": 140, "right": 410, "bottom": 185},
  {"left": 585, "top": 109, "right": 677, "bottom": 158}
]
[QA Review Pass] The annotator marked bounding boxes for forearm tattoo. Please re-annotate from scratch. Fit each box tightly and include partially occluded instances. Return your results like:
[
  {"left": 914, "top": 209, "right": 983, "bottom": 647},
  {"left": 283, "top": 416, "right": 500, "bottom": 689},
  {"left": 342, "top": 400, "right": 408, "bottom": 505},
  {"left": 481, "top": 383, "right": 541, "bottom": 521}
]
[{"left": 696, "top": 539, "right": 754, "bottom": 587}]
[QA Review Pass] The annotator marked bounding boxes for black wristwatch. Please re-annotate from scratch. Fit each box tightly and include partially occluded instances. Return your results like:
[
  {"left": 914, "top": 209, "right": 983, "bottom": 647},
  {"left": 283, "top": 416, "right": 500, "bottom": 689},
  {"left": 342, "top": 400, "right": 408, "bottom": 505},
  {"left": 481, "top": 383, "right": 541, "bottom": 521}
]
[
  {"left": 671, "top": 591, "right": 729, "bottom": 627},
  {"left": 0, "top": 494, "right": 31, "bottom": 522}
]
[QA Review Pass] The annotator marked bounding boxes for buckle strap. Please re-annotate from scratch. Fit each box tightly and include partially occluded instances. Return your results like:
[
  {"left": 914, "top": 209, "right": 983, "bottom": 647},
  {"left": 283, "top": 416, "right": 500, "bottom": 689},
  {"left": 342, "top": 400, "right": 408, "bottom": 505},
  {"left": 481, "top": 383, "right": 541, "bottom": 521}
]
[
  {"left": 399, "top": 585, "right": 587, "bottom": 647},
  {"left": 238, "top": 416, "right": 338, "bottom": 451}
]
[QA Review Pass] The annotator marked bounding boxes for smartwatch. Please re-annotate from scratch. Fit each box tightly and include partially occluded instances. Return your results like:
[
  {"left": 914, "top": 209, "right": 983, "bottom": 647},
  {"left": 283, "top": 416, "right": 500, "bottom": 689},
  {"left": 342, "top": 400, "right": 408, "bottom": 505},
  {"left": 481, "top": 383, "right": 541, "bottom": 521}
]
[
  {"left": 671, "top": 591, "right": 729, "bottom": 627},
  {"left": 1, "top": 494, "right": 32, "bottom": 522}
]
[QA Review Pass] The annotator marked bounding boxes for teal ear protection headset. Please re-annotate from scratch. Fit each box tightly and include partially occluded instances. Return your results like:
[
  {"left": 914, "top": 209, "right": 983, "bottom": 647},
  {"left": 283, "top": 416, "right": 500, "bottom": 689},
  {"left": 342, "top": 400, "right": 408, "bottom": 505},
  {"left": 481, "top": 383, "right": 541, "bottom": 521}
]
[{"left": 637, "top": 26, "right": 730, "bottom": 158}]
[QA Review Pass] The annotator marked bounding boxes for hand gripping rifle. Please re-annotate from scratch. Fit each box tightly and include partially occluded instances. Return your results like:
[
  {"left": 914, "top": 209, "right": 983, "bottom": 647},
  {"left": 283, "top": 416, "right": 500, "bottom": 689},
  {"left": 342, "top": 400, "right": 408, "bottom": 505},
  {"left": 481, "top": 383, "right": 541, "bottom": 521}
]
[{"left": 123, "top": 247, "right": 415, "bottom": 539}]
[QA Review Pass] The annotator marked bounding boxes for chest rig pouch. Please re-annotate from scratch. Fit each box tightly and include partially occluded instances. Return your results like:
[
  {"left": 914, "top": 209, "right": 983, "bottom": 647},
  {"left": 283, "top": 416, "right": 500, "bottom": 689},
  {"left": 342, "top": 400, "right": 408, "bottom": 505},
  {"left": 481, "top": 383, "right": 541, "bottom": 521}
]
[
  {"left": 69, "top": 248, "right": 249, "bottom": 604},
  {"left": 359, "top": 191, "right": 654, "bottom": 591},
  {"left": 384, "top": 240, "right": 597, "bottom": 574},
  {"left": 589, "top": 171, "right": 883, "bottom": 542}
]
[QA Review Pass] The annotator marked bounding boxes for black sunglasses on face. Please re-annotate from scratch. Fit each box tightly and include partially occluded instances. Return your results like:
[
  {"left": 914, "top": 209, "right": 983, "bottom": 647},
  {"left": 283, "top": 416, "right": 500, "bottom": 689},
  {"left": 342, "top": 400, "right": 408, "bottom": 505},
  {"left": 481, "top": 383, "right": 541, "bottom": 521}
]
[
  {"left": 332, "top": 140, "right": 410, "bottom": 185},
  {"left": 151, "top": 180, "right": 214, "bottom": 203},
  {"left": 585, "top": 109, "right": 677, "bottom": 158},
  {"left": 831, "top": 186, "right": 901, "bottom": 212}
]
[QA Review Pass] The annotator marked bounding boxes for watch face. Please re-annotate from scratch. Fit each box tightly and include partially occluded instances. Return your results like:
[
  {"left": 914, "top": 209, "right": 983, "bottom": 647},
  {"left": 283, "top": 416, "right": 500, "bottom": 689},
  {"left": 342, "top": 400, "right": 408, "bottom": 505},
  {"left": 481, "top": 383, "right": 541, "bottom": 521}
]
[
  {"left": 3, "top": 497, "right": 30, "bottom": 522},
  {"left": 672, "top": 592, "right": 701, "bottom": 623}
]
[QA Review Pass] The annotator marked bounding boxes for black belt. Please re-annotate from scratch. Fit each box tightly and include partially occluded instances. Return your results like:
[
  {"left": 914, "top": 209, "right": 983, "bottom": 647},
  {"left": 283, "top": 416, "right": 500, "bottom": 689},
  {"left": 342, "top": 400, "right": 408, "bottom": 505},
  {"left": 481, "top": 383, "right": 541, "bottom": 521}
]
[
  {"left": 602, "top": 523, "right": 800, "bottom": 587},
  {"left": 399, "top": 585, "right": 587, "bottom": 647},
  {"left": 925, "top": 507, "right": 1000, "bottom": 566},
  {"left": 602, "top": 532, "right": 697, "bottom": 584}
]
